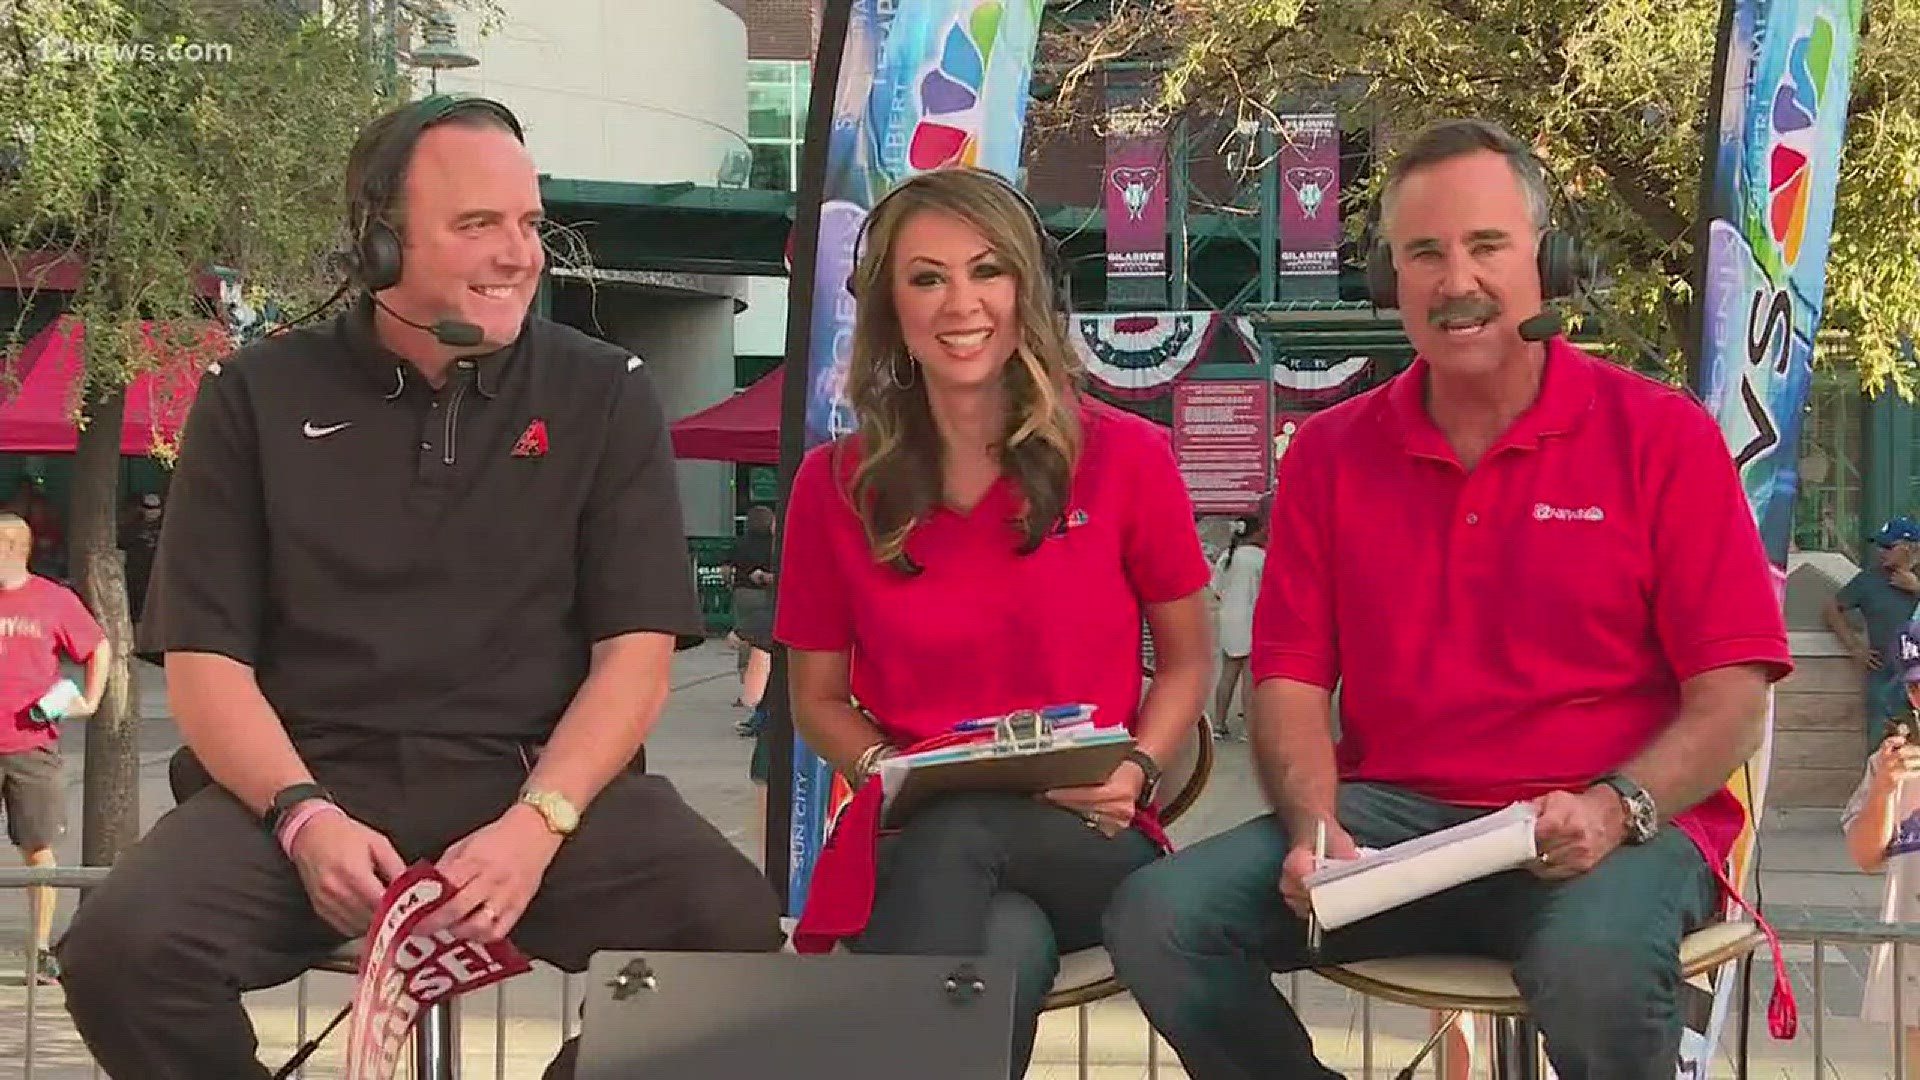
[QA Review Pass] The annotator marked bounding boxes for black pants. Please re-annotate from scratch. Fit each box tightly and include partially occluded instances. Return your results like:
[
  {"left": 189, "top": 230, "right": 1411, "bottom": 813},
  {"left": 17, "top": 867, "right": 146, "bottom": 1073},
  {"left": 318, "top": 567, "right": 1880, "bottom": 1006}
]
[
  {"left": 57, "top": 730, "right": 785, "bottom": 1080},
  {"left": 848, "top": 793, "right": 1161, "bottom": 1079}
]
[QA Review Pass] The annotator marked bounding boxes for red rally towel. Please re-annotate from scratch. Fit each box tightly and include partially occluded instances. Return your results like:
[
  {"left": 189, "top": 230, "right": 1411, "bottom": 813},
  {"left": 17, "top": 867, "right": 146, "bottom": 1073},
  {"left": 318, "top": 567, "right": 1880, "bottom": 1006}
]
[{"left": 790, "top": 731, "right": 1172, "bottom": 955}]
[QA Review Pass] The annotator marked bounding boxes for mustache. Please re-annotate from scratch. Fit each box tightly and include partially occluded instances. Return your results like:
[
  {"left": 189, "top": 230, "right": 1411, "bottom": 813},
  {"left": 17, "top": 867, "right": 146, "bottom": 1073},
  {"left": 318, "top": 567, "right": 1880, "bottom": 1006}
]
[{"left": 1429, "top": 296, "right": 1501, "bottom": 326}]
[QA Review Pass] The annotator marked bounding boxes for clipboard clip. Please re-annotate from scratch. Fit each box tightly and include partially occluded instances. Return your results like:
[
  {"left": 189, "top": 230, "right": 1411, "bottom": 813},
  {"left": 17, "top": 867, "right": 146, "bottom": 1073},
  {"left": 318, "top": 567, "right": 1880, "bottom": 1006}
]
[{"left": 993, "top": 709, "right": 1053, "bottom": 753}]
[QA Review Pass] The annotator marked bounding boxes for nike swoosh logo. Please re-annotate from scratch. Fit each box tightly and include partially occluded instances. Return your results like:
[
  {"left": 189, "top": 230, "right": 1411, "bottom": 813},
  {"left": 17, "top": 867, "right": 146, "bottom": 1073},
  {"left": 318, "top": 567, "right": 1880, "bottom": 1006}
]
[{"left": 303, "top": 421, "right": 352, "bottom": 438}]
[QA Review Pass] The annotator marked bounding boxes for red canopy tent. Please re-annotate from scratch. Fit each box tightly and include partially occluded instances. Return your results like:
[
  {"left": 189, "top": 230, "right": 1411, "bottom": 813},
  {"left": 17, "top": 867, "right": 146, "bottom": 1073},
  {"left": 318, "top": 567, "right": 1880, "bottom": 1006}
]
[
  {"left": 2, "top": 316, "right": 224, "bottom": 456},
  {"left": 670, "top": 365, "right": 784, "bottom": 466}
]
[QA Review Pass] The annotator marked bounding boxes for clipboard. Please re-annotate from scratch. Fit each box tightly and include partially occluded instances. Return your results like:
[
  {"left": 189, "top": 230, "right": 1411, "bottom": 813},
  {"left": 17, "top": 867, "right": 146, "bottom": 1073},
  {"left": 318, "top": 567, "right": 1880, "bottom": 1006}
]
[{"left": 879, "top": 708, "right": 1134, "bottom": 828}]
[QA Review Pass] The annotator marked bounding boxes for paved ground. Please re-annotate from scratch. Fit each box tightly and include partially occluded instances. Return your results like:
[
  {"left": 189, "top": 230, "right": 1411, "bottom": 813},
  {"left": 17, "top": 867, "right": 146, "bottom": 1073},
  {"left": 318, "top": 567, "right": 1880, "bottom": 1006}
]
[{"left": 0, "top": 644, "right": 1909, "bottom": 1077}]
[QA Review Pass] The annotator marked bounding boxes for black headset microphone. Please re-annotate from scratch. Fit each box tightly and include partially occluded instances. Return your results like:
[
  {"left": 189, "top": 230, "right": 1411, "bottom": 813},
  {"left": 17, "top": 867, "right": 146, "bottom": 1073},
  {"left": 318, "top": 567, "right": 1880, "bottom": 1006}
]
[
  {"left": 256, "top": 278, "right": 488, "bottom": 349},
  {"left": 366, "top": 293, "right": 486, "bottom": 348},
  {"left": 1517, "top": 310, "right": 1564, "bottom": 343}
]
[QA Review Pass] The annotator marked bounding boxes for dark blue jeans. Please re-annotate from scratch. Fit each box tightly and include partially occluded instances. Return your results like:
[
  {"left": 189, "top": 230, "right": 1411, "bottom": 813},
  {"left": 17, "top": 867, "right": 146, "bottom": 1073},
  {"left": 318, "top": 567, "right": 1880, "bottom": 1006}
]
[
  {"left": 1103, "top": 782, "right": 1718, "bottom": 1080},
  {"left": 848, "top": 793, "right": 1161, "bottom": 1079}
]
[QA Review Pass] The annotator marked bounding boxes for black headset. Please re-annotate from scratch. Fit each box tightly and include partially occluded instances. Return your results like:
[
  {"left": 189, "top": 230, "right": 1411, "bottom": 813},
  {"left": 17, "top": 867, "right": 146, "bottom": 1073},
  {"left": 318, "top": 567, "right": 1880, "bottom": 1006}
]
[
  {"left": 345, "top": 94, "right": 527, "bottom": 293},
  {"left": 846, "top": 167, "right": 1072, "bottom": 314},
  {"left": 1363, "top": 123, "right": 1595, "bottom": 310}
]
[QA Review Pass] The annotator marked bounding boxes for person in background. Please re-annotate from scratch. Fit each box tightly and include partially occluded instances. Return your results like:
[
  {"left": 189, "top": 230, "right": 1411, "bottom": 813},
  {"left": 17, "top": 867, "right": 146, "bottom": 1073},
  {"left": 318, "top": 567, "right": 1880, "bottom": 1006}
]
[
  {"left": 1208, "top": 512, "right": 1266, "bottom": 740},
  {"left": 119, "top": 492, "right": 164, "bottom": 626},
  {"left": 775, "top": 167, "right": 1214, "bottom": 1078},
  {"left": 1826, "top": 517, "right": 1920, "bottom": 751},
  {"left": 1841, "top": 616, "right": 1920, "bottom": 1067},
  {"left": 726, "top": 503, "right": 778, "bottom": 736},
  {"left": 7, "top": 478, "right": 64, "bottom": 580},
  {"left": 0, "top": 513, "right": 108, "bottom": 982},
  {"left": 726, "top": 504, "right": 780, "bottom": 844}
]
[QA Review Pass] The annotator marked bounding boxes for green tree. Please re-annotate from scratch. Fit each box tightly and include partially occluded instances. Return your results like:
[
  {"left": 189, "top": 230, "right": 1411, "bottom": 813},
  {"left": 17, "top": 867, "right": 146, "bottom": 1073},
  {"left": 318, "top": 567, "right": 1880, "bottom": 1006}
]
[
  {"left": 1039, "top": 0, "right": 1920, "bottom": 393},
  {"left": 0, "top": 0, "right": 492, "bottom": 864}
]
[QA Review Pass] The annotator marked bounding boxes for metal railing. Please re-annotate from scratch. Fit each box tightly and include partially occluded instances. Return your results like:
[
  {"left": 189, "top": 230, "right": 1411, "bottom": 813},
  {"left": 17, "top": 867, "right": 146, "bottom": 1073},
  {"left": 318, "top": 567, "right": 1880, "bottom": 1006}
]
[
  {"left": 4, "top": 869, "right": 1916, "bottom": 1079},
  {"left": 0, "top": 867, "right": 586, "bottom": 1080},
  {"left": 1773, "top": 911, "right": 1920, "bottom": 1080}
]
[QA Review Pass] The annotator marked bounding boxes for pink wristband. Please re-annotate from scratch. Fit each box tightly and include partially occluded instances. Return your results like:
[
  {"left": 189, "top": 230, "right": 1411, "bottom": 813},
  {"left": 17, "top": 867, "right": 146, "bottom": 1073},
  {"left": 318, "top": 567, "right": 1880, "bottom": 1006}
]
[{"left": 277, "top": 801, "right": 343, "bottom": 858}]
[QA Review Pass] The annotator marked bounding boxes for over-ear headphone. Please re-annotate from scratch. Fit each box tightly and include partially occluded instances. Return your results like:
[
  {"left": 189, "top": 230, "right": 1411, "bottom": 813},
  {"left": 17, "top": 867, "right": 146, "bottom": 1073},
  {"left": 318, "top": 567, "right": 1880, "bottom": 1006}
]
[
  {"left": 845, "top": 167, "right": 1072, "bottom": 314},
  {"left": 1362, "top": 125, "right": 1596, "bottom": 310},
  {"left": 1366, "top": 228, "right": 1587, "bottom": 309},
  {"left": 346, "top": 94, "right": 526, "bottom": 293}
]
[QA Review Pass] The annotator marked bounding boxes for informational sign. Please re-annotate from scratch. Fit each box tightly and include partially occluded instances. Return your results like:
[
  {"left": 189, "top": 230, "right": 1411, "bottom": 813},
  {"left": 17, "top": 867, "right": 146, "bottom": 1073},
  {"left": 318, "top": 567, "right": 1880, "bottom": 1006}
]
[
  {"left": 1173, "top": 380, "right": 1272, "bottom": 514},
  {"left": 343, "top": 864, "right": 532, "bottom": 1080}
]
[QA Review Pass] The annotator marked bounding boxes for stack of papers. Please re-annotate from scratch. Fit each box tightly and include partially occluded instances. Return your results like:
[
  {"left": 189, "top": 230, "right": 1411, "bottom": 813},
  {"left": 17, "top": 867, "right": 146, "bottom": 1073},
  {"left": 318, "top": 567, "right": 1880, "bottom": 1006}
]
[
  {"left": 1305, "top": 802, "right": 1539, "bottom": 932},
  {"left": 877, "top": 716, "right": 1133, "bottom": 827}
]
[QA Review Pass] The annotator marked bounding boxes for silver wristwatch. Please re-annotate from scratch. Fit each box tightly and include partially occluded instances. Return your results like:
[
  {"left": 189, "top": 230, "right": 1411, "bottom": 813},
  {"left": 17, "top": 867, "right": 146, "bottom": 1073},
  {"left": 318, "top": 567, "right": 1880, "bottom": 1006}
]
[{"left": 1598, "top": 774, "right": 1658, "bottom": 844}]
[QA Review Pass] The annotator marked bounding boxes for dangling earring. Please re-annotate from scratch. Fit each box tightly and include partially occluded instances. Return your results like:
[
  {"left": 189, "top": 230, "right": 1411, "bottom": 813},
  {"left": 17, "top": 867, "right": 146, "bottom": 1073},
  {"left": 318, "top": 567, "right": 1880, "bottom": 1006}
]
[{"left": 890, "top": 351, "right": 919, "bottom": 390}]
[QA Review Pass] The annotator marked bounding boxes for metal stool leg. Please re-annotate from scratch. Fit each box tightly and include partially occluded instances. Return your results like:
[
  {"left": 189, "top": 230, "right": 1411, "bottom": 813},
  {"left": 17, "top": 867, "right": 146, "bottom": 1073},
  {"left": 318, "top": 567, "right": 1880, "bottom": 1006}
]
[
  {"left": 415, "top": 1000, "right": 456, "bottom": 1080},
  {"left": 1490, "top": 1017, "right": 1541, "bottom": 1080}
]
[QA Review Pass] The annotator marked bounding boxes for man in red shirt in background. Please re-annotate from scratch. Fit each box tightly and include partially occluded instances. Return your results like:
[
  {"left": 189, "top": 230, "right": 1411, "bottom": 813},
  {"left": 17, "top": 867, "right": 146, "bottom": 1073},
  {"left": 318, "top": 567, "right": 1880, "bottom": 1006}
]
[
  {"left": 0, "top": 512, "right": 107, "bottom": 982},
  {"left": 1103, "top": 119, "right": 1793, "bottom": 1079}
]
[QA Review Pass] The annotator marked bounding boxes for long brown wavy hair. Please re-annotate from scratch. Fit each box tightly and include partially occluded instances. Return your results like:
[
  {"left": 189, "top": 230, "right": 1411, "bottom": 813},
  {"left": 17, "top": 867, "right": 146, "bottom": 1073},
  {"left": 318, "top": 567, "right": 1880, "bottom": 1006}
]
[{"left": 840, "top": 168, "right": 1086, "bottom": 573}]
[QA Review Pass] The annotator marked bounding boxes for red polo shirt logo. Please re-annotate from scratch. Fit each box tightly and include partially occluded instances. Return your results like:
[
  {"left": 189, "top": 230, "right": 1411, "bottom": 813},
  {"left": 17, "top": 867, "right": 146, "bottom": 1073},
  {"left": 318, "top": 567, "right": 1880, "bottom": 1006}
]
[
  {"left": 1531, "top": 502, "right": 1605, "bottom": 522},
  {"left": 511, "top": 420, "right": 548, "bottom": 458}
]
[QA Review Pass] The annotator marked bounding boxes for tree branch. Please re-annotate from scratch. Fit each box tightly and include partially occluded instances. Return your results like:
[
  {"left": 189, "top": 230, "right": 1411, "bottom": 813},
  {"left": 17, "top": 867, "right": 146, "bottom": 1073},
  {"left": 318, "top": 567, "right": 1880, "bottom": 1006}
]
[{"left": 1584, "top": 138, "right": 1692, "bottom": 246}]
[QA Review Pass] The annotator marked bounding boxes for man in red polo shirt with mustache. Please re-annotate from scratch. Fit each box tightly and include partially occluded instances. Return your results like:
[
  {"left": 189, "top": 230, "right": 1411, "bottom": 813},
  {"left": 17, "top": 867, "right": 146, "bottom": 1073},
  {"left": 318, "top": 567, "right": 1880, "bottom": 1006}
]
[{"left": 1104, "top": 119, "right": 1793, "bottom": 1080}]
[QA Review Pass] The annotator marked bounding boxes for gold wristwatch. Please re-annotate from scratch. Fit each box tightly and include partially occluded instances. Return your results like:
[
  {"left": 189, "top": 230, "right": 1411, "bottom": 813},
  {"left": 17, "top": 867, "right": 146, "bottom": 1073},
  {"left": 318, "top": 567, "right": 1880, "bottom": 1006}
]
[{"left": 518, "top": 789, "right": 580, "bottom": 837}]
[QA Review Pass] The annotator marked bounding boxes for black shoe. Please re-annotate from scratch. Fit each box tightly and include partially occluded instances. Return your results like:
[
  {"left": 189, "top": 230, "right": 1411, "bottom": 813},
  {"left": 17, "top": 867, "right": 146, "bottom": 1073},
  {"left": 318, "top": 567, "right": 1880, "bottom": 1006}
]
[{"left": 34, "top": 948, "right": 59, "bottom": 985}]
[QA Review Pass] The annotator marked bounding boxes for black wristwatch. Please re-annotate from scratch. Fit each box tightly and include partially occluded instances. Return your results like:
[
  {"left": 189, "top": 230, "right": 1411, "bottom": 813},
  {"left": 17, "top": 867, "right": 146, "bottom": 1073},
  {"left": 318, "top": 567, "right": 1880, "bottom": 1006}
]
[
  {"left": 263, "top": 782, "right": 333, "bottom": 837},
  {"left": 1125, "top": 749, "right": 1163, "bottom": 809},
  {"left": 1597, "top": 774, "right": 1658, "bottom": 845}
]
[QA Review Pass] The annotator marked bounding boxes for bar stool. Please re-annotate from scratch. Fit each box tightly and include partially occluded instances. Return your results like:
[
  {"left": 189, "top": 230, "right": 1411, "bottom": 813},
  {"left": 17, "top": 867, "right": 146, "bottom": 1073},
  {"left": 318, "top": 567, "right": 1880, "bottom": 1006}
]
[
  {"left": 309, "top": 939, "right": 458, "bottom": 1080},
  {"left": 1317, "top": 744, "right": 1785, "bottom": 1078}
]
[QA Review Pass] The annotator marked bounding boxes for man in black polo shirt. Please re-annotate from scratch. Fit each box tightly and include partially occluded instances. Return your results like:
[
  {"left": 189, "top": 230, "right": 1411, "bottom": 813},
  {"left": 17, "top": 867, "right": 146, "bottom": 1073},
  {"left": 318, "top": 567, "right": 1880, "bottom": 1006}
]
[{"left": 56, "top": 96, "right": 784, "bottom": 1079}]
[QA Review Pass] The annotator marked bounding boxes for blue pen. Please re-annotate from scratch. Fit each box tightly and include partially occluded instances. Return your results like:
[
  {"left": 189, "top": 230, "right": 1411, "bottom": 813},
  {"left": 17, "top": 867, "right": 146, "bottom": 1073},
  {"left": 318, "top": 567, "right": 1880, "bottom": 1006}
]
[{"left": 952, "top": 704, "right": 1095, "bottom": 733}]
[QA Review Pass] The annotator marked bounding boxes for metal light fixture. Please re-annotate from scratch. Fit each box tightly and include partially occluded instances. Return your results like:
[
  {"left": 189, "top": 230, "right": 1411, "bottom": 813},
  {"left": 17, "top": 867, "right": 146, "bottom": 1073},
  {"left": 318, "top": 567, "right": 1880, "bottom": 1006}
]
[{"left": 405, "top": 3, "right": 478, "bottom": 93}]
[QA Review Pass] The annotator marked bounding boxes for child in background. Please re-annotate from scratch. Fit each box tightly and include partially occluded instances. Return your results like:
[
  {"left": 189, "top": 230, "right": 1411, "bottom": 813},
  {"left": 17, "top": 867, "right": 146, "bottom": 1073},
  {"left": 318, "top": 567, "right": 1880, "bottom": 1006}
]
[{"left": 1842, "top": 616, "right": 1920, "bottom": 1064}]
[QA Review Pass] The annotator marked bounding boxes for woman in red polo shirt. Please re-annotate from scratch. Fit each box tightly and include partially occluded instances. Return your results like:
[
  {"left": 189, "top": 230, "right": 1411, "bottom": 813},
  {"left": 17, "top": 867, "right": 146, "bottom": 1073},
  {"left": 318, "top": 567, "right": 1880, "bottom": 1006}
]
[{"left": 776, "top": 167, "right": 1214, "bottom": 1077}]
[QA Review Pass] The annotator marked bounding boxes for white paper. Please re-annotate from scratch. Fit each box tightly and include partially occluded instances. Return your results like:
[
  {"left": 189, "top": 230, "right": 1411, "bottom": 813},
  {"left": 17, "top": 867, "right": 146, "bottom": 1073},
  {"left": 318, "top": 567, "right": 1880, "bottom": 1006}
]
[
  {"left": 31, "top": 679, "right": 82, "bottom": 723},
  {"left": 1305, "top": 802, "right": 1539, "bottom": 931}
]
